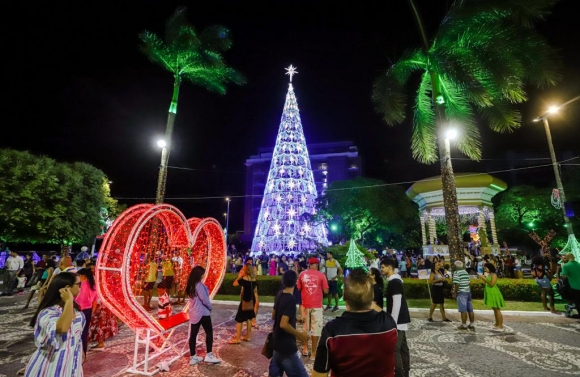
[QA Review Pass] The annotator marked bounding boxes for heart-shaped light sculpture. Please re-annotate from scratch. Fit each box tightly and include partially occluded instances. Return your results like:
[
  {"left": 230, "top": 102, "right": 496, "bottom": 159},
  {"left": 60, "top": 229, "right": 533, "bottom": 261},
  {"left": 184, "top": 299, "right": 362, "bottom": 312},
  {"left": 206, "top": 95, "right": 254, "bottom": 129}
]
[{"left": 95, "top": 203, "right": 226, "bottom": 333}]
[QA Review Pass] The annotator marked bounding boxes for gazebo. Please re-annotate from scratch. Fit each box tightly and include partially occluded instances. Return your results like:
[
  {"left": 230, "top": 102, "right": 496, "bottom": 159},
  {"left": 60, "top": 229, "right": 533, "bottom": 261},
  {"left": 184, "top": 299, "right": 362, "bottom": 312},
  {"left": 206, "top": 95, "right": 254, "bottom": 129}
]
[{"left": 406, "top": 173, "right": 507, "bottom": 256}]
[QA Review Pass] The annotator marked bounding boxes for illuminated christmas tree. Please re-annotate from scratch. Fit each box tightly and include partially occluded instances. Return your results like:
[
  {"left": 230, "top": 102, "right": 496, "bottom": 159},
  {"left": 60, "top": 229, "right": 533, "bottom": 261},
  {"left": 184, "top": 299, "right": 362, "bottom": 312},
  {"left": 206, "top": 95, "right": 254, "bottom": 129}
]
[
  {"left": 345, "top": 239, "right": 367, "bottom": 271},
  {"left": 251, "top": 66, "right": 328, "bottom": 254}
]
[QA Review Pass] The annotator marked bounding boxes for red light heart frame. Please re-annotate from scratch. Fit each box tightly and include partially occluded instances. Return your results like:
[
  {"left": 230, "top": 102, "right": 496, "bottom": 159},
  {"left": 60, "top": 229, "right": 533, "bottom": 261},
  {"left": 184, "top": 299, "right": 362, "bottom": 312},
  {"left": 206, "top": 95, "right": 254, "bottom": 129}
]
[{"left": 95, "top": 203, "right": 226, "bottom": 333}]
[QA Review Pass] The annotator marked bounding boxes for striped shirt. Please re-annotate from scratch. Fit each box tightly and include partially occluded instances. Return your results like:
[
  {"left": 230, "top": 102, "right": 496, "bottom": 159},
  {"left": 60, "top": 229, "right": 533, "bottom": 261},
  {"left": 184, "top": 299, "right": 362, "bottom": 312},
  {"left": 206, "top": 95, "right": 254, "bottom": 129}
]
[
  {"left": 25, "top": 305, "right": 85, "bottom": 377},
  {"left": 452, "top": 269, "right": 471, "bottom": 293}
]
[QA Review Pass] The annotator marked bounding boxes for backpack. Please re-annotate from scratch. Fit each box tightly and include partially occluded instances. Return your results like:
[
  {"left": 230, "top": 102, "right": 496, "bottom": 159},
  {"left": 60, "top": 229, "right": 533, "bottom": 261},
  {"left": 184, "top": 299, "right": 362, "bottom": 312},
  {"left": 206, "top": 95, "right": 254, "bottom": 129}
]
[{"left": 556, "top": 278, "right": 572, "bottom": 300}]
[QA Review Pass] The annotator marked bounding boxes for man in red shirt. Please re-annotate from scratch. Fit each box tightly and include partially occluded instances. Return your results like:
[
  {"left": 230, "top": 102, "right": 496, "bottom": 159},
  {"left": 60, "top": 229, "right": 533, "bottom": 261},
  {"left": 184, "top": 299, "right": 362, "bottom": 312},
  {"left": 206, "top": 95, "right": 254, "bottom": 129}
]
[{"left": 297, "top": 257, "right": 328, "bottom": 360}]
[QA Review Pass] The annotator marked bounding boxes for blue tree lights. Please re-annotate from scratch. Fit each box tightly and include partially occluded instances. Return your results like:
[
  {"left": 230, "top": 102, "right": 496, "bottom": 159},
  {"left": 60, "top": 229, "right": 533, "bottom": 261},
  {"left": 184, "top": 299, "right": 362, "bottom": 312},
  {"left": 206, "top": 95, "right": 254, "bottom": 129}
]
[{"left": 251, "top": 66, "right": 328, "bottom": 254}]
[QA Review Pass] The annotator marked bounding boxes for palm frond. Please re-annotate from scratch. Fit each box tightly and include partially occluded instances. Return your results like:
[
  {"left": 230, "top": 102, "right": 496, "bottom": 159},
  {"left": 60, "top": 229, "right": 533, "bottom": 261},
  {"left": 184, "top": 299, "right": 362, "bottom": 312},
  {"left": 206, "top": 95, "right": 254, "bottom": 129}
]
[
  {"left": 477, "top": 100, "right": 521, "bottom": 133},
  {"left": 411, "top": 73, "right": 437, "bottom": 163},
  {"left": 372, "top": 71, "right": 408, "bottom": 125},
  {"left": 139, "top": 31, "right": 177, "bottom": 73},
  {"left": 199, "top": 25, "right": 233, "bottom": 52},
  {"left": 388, "top": 49, "right": 427, "bottom": 84},
  {"left": 165, "top": 7, "right": 193, "bottom": 43}
]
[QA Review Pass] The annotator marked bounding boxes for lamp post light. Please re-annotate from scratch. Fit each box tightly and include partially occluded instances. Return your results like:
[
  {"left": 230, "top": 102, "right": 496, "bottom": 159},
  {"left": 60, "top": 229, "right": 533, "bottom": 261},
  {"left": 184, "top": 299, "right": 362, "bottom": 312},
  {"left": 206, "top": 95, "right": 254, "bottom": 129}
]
[
  {"left": 534, "top": 104, "right": 579, "bottom": 258},
  {"left": 225, "top": 197, "right": 231, "bottom": 250}
]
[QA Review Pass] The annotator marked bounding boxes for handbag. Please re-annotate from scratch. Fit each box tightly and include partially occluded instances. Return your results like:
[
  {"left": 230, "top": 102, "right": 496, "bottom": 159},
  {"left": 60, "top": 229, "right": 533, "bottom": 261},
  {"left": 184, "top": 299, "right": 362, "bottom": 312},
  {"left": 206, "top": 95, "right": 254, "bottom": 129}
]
[{"left": 261, "top": 332, "right": 274, "bottom": 359}]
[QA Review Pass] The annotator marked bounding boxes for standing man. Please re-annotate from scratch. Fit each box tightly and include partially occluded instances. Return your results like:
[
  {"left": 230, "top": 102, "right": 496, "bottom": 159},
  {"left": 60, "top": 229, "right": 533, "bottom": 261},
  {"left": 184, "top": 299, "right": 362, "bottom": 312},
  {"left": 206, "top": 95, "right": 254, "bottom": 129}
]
[
  {"left": 2, "top": 250, "right": 24, "bottom": 296},
  {"left": 269, "top": 270, "right": 310, "bottom": 377},
  {"left": 381, "top": 258, "right": 411, "bottom": 377},
  {"left": 297, "top": 257, "right": 328, "bottom": 360},
  {"left": 561, "top": 253, "right": 580, "bottom": 317},
  {"left": 260, "top": 252, "right": 270, "bottom": 276},
  {"left": 312, "top": 269, "right": 397, "bottom": 377},
  {"left": 142, "top": 255, "right": 158, "bottom": 311},
  {"left": 324, "top": 252, "right": 343, "bottom": 312},
  {"left": 452, "top": 260, "right": 475, "bottom": 331}
]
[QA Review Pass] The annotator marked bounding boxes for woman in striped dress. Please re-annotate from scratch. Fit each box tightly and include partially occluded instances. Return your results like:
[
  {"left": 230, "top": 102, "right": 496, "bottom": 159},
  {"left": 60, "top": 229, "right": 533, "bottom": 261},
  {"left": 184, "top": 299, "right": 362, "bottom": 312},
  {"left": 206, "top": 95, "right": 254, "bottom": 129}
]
[{"left": 25, "top": 272, "right": 85, "bottom": 377}]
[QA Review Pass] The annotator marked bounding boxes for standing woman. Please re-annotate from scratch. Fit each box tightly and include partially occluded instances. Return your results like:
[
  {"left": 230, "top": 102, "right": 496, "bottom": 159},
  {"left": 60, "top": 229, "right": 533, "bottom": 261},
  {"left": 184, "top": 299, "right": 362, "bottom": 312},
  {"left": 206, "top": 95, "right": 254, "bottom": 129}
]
[
  {"left": 480, "top": 263, "right": 506, "bottom": 331},
  {"left": 75, "top": 269, "right": 98, "bottom": 355},
  {"left": 186, "top": 266, "right": 221, "bottom": 365},
  {"left": 228, "top": 260, "right": 258, "bottom": 344},
  {"left": 269, "top": 255, "right": 278, "bottom": 276},
  {"left": 369, "top": 267, "right": 384, "bottom": 311},
  {"left": 24, "top": 272, "right": 85, "bottom": 377},
  {"left": 427, "top": 261, "right": 451, "bottom": 322}
]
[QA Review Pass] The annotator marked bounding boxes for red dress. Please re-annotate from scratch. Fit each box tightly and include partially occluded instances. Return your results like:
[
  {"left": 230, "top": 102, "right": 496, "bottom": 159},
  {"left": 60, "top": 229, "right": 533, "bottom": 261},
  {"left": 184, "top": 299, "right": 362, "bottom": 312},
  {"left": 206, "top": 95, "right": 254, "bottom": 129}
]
[{"left": 88, "top": 302, "right": 119, "bottom": 343}]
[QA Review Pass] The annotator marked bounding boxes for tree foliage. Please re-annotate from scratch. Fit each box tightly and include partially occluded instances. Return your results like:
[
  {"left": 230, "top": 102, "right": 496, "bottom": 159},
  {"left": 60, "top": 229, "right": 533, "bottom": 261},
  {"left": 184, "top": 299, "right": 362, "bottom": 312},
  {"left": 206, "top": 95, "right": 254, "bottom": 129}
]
[
  {"left": 0, "top": 149, "right": 119, "bottom": 245},
  {"left": 315, "top": 177, "right": 419, "bottom": 249},
  {"left": 373, "top": 0, "right": 561, "bottom": 163},
  {"left": 139, "top": 7, "right": 245, "bottom": 94}
]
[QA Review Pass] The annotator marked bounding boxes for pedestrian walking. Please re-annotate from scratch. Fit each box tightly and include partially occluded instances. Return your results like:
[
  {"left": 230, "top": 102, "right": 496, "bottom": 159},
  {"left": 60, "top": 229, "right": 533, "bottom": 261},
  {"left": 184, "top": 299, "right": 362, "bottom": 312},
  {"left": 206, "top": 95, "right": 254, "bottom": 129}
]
[
  {"left": 269, "top": 270, "right": 310, "bottom": 377},
  {"left": 452, "top": 261, "right": 475, "bottom": 331},
  {"left": 2, "top": 250, "right": 24, "bottom": 296},
  {"left": 427, "top": 260, "right": 451, "bottom": 322}
]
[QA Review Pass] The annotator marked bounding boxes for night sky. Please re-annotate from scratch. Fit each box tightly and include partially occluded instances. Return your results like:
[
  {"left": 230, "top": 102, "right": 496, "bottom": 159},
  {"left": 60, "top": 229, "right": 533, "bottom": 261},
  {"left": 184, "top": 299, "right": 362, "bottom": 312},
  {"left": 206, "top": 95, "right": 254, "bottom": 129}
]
[{"left": 2, "top": 0, "right": 579, "bottom": 234}]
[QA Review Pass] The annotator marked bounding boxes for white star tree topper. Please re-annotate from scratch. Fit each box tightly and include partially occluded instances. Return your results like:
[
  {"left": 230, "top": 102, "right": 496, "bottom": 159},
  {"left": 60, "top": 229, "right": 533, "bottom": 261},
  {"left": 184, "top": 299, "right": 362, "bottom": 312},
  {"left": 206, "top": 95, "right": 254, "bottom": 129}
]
[{"left": 285, "top": 65, "right": 298, "bottom": 82}]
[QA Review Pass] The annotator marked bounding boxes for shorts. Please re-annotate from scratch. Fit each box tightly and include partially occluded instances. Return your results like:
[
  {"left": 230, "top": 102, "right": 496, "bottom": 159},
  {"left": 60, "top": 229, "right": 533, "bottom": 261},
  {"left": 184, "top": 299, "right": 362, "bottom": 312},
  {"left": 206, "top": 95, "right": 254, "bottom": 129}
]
[
  {"left": 303, "top": 308, "right": 323, "bottom": 336},
  {"left": 456, "top": 292, "right": 473, "bottom": 313},
  {"left": 142, "top": 282, "right": 155, "bottom": 291},
  {"left": 158, "top": 276, "right": 174, "bottom": 290},
  {"left": 328, "top": 280, "right": 338, "bottom": 295},
  {"left": 536, "top": 278, "right": 552, "bottom": 289}
]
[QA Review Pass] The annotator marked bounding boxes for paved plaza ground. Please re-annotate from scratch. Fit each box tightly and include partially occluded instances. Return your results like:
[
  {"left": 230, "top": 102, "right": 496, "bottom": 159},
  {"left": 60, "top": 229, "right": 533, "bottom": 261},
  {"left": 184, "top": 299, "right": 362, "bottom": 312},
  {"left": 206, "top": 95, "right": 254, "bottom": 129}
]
[{"left": 1, "top": 293, "right": 580, "bottom": 377}]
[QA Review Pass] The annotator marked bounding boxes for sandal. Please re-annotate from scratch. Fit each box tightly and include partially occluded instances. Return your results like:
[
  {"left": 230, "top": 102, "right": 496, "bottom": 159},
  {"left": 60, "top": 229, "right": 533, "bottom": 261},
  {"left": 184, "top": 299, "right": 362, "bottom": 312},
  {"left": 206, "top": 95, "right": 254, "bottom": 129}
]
[
  {"left": 251, "top": 323, "right": 259, "bottom": 329},
  {"left": 228, "top": 338, "right": 241, "bottom": 344},
  {"left": 301, "top": 350, "right": 310, "bottom": 357},
  {"left": 241, "top": 337, "right": 250, "bottom": 342}
]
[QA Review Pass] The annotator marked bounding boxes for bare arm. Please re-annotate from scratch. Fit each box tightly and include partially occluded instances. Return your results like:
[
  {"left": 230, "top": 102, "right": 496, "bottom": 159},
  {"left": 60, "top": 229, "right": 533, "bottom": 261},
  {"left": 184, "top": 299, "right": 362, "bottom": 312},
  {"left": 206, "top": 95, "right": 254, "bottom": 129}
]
[
  {"left": 56, "top": 290, "right": 75, "bottom": 334},
  {"left": 280, "top": 315, "right": 309, "bottom": 342}
]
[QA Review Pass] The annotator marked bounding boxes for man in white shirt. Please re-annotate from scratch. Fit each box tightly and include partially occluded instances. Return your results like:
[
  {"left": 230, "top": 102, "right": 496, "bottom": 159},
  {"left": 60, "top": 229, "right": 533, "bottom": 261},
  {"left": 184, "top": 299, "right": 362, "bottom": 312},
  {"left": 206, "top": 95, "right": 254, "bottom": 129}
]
[{"left": 3, "top": 250, "right": 24, "bottom": 296}]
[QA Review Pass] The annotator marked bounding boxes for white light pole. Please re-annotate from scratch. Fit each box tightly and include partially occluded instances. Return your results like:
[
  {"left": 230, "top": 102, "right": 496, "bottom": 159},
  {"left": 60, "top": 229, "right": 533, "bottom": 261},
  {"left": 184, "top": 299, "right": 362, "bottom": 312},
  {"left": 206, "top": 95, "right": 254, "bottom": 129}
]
[{"left": 533, "top": 105, "right": 578, "bottom": 258}]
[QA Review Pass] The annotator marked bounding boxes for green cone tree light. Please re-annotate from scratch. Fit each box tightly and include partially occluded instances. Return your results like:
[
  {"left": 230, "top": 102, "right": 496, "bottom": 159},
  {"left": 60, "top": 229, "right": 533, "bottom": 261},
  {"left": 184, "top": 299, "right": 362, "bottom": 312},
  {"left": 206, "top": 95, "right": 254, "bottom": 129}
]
[
  {"left": 344, "top": 239, "right": 368, "bottom": 271},
  {"left": 140, "top": 7, "right": 245, "bottom": 203},
  {"left": 373, "top": 0, "right": 561, "bottom": 262}
]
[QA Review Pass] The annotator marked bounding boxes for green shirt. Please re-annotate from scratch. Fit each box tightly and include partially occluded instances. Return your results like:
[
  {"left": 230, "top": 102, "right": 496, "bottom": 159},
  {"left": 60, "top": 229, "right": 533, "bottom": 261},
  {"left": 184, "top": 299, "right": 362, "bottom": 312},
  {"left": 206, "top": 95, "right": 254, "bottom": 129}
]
[
  {"left": 562, "top": 260, "right": 580, "bottom": 290},
  {"left": 452, "top": 269, "right": 471, "bottom": 293}
]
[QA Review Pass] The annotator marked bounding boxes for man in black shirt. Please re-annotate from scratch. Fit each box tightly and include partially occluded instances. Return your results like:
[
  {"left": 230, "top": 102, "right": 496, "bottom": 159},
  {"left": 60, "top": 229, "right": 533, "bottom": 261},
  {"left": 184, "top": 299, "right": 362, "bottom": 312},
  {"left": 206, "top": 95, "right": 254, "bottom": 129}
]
[
  {"left": 381, "top": 258, "right": 411, "bottom": 377},
  {"left": 269, "top": 270, "right": 310, "bottom": 377}
]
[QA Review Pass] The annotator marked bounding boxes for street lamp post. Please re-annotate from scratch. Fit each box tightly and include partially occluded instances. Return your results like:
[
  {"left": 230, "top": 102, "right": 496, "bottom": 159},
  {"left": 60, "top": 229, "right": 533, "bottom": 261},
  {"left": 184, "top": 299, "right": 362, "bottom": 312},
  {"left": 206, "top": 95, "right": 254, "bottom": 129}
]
[
  {"left": 225, "top": 198, "right": 231, "bottom": 251},
  {"left": 534, "top": 105, "right": 579, "bottom": 259}
]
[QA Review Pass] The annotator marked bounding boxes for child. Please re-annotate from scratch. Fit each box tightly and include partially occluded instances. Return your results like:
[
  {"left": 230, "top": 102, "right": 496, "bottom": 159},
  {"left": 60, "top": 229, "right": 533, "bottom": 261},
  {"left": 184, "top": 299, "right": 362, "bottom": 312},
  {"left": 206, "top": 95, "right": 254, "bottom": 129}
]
[
  {"left": 16, "top": 271, "right": 27, "bottom": 294},
  {"left": 186, "top": 266, "right": 221, "bottom": 365}
]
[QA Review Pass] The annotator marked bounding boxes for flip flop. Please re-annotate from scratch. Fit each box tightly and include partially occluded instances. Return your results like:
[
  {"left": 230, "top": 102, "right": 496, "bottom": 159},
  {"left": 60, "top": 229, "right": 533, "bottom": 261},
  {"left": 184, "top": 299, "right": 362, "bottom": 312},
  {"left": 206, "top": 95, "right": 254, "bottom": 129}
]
[
  {"left": 241, "top": 337, "right": 250, "bottom": 342},
  {"left": 302, "top": 350, "right": 310, "bottom": 357},
  {"left": 228, "top": 339, "right": 241, "bottom": 344}
]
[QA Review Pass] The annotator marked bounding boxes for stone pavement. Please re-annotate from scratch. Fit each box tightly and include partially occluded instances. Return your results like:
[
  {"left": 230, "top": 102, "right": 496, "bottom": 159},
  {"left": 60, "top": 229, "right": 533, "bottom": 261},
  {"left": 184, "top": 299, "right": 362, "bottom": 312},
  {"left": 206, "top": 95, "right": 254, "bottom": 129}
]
[{"left": 1, "top": 293, "right": 580, "bottom": 377}]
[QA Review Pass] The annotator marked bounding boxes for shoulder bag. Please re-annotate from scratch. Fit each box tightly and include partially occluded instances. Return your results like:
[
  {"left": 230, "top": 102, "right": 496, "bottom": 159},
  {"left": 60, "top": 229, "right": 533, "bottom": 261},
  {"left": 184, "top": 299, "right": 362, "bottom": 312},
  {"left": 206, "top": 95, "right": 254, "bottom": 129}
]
[{"left": 261, "top": 332, "right": 274, "bottom": 359}]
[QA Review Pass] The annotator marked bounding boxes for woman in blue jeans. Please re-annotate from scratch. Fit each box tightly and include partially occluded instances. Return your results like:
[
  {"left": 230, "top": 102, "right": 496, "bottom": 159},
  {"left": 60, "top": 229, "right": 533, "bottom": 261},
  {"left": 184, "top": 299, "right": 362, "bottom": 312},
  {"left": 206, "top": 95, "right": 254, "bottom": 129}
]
[{"left": 270, "top": 270, "right": 310, "bottom": 377}]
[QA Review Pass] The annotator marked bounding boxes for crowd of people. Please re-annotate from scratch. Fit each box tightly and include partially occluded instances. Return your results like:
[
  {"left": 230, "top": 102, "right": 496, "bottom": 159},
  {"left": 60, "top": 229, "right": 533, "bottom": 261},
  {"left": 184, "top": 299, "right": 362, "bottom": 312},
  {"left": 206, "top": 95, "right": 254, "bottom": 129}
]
[{"left": 3, "top": 245, "right": 580, "bottom": 377}]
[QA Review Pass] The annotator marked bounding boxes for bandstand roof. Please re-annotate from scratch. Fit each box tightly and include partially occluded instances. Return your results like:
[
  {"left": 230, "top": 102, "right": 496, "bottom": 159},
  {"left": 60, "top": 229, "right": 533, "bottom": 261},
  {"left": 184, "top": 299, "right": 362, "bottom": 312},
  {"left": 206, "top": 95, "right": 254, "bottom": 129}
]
[{"left": 406, "top": 173, "right": 507, "bottom": 212}]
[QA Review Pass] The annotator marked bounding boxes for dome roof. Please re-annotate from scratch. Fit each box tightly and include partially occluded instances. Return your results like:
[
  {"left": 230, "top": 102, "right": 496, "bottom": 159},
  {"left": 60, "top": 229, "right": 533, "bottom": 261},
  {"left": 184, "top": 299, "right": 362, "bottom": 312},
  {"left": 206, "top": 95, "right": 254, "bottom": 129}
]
[{"left": 406, "top": 173, "right": 507, "bottom": 201}]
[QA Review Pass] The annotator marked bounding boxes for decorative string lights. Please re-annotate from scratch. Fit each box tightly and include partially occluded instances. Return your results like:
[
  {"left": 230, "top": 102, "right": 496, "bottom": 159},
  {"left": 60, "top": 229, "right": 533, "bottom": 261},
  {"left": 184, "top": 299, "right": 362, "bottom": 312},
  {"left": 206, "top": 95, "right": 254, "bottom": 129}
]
[
  {"left": 250, "top": 66, "right": 328, "bottom": 254},
  {"left": 95, "top": 203, "right": 226, "bottom": 333}
]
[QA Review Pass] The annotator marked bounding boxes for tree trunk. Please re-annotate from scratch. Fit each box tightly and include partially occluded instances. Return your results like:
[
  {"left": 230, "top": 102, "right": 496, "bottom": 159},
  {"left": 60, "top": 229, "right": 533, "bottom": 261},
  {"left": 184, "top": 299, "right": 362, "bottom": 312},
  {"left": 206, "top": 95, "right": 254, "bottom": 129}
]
[
  {"left": 155, "top": 75, "right": 182, "bottom": 204},
  {"left": 409, "top": 0, "right": 463, "bottom": 263}
]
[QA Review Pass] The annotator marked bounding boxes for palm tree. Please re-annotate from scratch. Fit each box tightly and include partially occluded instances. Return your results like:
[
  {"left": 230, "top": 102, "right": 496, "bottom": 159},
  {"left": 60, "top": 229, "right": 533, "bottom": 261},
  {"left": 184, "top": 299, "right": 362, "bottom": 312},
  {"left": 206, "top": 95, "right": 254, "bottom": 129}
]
[
  {"left": 373, "top": 0, "right": 560, "bottom": 262},
  {"left": 140, "top": 7, "right": 245, "bottom": 203}
]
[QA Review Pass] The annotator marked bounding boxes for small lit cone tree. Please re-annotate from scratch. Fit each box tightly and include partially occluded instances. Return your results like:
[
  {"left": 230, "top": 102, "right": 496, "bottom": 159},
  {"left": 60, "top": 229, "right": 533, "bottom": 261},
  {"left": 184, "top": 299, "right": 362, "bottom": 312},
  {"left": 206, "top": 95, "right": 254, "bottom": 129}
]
[
  {"left": 373, "top": 0, "right": 560, "bottom": 263},
  {"left": 251, "top": 66, "right": 328, "bottom": 254},
  {"left": 140, "top": 7, "right": 245, "bottom": 203},
  {"left": 344, "top": 239, "right": 368, "bottom": 272}
]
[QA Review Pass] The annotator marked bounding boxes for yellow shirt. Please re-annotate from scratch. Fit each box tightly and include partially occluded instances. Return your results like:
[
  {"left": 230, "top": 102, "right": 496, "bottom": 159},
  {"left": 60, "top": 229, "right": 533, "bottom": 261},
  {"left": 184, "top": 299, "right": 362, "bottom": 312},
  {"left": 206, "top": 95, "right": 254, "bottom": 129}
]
[
  {"left": 161, "top": 260, "right": 175, "bottom": 277},
  {"left": 146, "top": 261, "right": 158, "bottom": 282}
]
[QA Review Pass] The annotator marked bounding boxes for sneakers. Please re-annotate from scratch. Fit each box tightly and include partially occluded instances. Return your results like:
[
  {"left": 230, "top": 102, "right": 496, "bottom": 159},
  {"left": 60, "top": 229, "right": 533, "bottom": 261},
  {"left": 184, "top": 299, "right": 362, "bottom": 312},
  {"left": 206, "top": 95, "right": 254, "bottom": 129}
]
[
  {"left": 204, "top": 352, "right": 221, "bottom": 364},
  {"left": 331, "top": 306, "right": 339, "bottom": 312},
  {"left": 457, "top": 325, "right": 468, "bottom": 331},
  {"left": 324, "top": 306, "right": 332, "bottom": 311},
  {"left": 443, "top": 319, "right": 452, "bottom": 323},
  {"left": 189, "top": 355, "right": 203, "bottom": 366},
  {"left": 468, "top": 325, "right": 475, "bottom": 332}
]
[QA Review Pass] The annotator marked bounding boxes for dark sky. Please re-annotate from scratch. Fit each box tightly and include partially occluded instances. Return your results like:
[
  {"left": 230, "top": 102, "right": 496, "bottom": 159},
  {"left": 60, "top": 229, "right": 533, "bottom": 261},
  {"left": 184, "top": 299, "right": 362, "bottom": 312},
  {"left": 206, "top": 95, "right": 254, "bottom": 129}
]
[{"left": 2, "top": 0, "right": 579, "bottom": 234}]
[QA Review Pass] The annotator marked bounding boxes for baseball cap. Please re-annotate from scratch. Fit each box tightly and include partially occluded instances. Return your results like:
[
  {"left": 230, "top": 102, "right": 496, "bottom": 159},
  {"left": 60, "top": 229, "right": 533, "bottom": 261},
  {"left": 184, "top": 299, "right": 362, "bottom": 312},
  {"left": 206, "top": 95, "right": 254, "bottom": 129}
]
[{"left": 308, "top": 257, "right": 319, "bottom": 265}]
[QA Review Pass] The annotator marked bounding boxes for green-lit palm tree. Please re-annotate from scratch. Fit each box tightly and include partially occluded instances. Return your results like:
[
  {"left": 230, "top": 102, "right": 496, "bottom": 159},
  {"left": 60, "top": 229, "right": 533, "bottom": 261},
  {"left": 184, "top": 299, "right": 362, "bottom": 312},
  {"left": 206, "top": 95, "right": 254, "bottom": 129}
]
[
  {"left": 140, "top": 7, "right": 245, "bottom": 203},
  {"left": 373, "top": 0, "right": 560, "bottom": 262}
]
